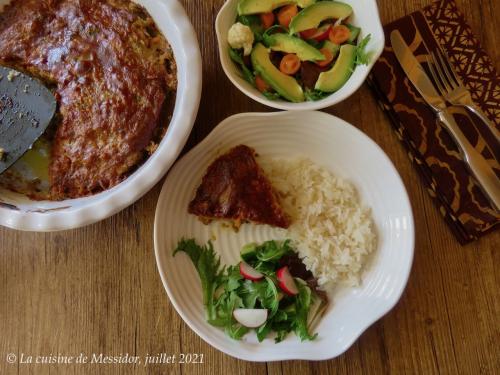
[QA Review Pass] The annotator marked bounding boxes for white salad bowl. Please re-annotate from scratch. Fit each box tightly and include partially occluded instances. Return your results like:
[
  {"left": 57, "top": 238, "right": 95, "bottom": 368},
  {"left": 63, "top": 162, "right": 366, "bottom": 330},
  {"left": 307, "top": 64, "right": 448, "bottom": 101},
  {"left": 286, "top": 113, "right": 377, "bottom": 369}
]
[
  {"left": 215, "top": 0, "right": 385, "bottom": 110},
  {"left": 154, "top": 111, "right": 414, "bottom": 361},
  {"left": 0, "top": 0, "right": 202, "bottom": 231}
]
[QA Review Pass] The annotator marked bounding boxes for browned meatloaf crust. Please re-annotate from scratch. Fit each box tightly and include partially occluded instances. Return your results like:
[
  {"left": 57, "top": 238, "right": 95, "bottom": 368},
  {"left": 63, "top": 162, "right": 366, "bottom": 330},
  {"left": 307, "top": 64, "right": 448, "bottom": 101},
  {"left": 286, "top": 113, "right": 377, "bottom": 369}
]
[
  {"left": 0, "top": 0, "right": 177, "bottom": 199},
  {"left": 188, "top": 145, "right": 291, "bottom": 229}
]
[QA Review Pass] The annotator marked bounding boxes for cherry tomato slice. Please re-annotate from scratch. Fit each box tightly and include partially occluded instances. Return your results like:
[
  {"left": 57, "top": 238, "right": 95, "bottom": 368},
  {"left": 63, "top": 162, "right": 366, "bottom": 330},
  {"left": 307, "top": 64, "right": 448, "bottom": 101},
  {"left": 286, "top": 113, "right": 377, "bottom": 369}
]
[
  {"left": 277, "top": 5, "right": 298, "bottom": 28},
  {"left": 255, "top": 75, "right": 270, "bottom": 93},
  {"left": 315, "top": 48, "right": 334, "bottom": 67},
  {"left": 260, "top": 12, "right": 275, "bottom": 29},
  {"left": 279, "top": 53, "right": 301, "bottom": 75},
  {"left": 300, "top": 28, "right": 318, "bottom": 39},
  {"left": 328, "top": 25, "right": 351, "bottom": 44}
]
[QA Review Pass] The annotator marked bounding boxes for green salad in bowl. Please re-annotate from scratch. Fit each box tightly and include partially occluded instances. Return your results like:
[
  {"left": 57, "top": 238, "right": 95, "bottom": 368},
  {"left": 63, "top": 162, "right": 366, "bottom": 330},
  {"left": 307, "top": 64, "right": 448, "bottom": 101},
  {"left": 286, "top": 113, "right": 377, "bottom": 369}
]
[{"left": 226, "top": 0, "right": 371, "bottom": 103}]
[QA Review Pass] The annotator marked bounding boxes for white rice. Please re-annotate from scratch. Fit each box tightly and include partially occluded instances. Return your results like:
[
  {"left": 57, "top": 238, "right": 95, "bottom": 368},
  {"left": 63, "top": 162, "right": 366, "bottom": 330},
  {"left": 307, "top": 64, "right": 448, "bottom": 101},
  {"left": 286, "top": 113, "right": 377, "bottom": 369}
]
[{"left": 261, "top": 158, "right": 377, "bottom": 287}]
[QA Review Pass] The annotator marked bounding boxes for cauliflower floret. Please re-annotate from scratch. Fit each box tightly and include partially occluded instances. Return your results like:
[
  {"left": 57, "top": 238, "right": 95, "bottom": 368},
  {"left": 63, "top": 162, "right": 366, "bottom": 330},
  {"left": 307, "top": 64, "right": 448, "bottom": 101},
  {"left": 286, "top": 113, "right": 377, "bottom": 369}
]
[{"left": 227, "top": 22, "right": 254, "bottom": 56}]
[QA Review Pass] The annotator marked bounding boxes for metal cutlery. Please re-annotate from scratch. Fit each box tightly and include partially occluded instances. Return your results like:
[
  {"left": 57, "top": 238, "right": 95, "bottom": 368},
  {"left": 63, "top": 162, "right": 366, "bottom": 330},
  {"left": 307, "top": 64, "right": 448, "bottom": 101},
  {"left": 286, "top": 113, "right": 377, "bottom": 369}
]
[
  {"left": 426, "top": 49, "right": 500, "bottom": 144},
  {"left": 0, "top": 66, "right": 56, "bottom": 174},
  {"left": 390, "top": 30, "right": 500, "bottom": 210}
]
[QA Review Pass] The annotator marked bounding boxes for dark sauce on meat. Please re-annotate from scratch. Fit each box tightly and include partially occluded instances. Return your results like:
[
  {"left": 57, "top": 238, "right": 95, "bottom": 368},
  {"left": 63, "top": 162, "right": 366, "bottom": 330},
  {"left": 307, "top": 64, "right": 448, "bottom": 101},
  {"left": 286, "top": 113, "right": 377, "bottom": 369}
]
[{"left": 188, "top": 145, "right": 290, "bottom": 229}]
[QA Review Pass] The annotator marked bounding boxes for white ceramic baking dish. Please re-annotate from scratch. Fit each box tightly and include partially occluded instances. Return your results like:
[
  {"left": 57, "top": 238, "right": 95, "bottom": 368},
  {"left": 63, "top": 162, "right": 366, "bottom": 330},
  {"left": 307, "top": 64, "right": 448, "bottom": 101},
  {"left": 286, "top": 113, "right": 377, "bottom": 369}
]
[{"left": 0, "top": 0, "right": 202, "bottom": 231}]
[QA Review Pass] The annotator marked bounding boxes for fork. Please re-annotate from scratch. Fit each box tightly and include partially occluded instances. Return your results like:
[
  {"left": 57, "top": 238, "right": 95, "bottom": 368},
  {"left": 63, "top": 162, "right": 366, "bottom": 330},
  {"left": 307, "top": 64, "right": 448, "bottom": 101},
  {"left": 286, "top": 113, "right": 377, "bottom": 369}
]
[{"left": 427, "top": 49, "right": 500, "bottom": 144}]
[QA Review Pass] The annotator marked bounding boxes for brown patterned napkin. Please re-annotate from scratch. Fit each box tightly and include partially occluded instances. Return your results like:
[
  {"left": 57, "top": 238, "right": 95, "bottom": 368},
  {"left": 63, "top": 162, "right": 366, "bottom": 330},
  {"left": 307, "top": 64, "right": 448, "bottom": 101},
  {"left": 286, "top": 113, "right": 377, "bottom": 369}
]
[{"left": 368, "top": 0, "right": 499, "bottom": 244}]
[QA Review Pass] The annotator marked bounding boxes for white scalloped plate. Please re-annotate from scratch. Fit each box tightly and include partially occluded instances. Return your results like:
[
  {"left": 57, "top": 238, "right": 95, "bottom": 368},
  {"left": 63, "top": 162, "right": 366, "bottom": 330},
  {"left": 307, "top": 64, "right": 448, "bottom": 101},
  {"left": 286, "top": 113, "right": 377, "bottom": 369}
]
[
  {"left": 154, "top": 111, "right": 414, "bottom": 361},
  {"left": 0, "top": 0, "right": 202, "bottom": 231}
]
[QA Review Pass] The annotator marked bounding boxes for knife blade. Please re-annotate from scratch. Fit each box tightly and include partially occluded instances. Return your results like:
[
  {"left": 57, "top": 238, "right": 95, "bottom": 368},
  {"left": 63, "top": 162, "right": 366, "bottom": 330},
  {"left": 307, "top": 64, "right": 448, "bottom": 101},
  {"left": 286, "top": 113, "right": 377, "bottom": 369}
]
[
  {"left": 390, "top": 30, "right": 500, "bottom": 211},
  {"left": 390, "top": 31, "right": 445, "bottom": 110}
]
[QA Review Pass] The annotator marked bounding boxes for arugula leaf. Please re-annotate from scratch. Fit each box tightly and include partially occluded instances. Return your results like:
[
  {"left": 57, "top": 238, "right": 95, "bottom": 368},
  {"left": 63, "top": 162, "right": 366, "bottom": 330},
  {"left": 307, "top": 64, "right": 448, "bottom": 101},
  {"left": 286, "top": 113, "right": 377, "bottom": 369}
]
[
  {"left": 210, "top": 289, "right": 244, "bottom": 323},
  {"left": 262, "top": 91, "right": 282, "bottom": 101},
  {"left": 228, "top": 47, "right": 255, "bottom": 85},
  {"left": 305, "top": 89, "right": 330, "bottom": 101},
  {"left": 293, "top": 281, "right": 318, "bottom": 341},
  {"left": 272, "top": 320, "right": 294, "bottom": 343},
  {"left": 253, "top": 260, "right": 276, "bottom": 277},
  {"left": 175, "top": 239, "right": 320, "bottom": 344},
  {"left": 262, "top": 277, "right": 280, "bottom": 318},
  {"left": 238, "top": 277, "right": 278, "bottom": 314},
  {"left": 355, "top": 34, "right": 372, "bottom": 66},
  {"left": 256, "top": 240, "right": 293, "bottom": 262},
  {"left": 256, "top": 321, "right": 273, "bottom": 342},
  {"left": 256, "top": 309, "right": 295, "bottom": 343},
  {"left": 173, "top": 239, "right": 249, "bottom": 341},
  {"left": 226, "top": 323, "right": 250, "bottom": 340},
  {"left": 224, "top": 265, "right": 243, "bottom": 292},
  {"left": 239, "top": 279, "right": 259, "bottom": 308},
  {"left": 173, "top": 239, "right": 223, "bottom": 321}
]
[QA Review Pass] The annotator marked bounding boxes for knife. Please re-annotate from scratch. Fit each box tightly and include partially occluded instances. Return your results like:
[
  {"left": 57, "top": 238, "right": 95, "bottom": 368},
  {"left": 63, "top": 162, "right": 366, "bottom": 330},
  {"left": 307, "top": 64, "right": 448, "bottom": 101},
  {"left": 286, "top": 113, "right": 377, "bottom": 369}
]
[{"left": 390, "top": 30, "right": 500, "bottom": 211}]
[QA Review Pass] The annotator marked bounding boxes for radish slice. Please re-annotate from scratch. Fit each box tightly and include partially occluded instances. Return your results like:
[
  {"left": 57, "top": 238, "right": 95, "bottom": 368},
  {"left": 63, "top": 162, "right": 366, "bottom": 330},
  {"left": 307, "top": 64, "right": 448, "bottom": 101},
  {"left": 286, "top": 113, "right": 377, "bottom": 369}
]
[
  {"left": 276, "top": 266, "right": 299, "bottom": 295},
  {"left": 239, "top": 261, "right": 264, "bottom": 281},
  {"left": 233, "top": 308, "right": 268, "bottom": 328}
]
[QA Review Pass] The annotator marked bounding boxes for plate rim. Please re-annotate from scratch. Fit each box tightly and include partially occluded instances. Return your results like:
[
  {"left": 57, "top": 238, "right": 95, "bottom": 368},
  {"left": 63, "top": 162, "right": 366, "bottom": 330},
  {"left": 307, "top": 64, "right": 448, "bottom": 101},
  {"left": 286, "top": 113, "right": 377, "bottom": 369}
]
[{"left": 154, "top": 110, "right": 415, "bottom": 361}]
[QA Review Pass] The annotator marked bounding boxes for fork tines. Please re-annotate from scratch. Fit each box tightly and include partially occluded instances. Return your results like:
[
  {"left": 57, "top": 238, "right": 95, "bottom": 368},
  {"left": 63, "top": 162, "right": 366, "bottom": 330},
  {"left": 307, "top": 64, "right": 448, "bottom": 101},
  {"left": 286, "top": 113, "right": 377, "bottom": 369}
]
[{"left": 427, "top": 49, "right": 461, "bottom": 96}]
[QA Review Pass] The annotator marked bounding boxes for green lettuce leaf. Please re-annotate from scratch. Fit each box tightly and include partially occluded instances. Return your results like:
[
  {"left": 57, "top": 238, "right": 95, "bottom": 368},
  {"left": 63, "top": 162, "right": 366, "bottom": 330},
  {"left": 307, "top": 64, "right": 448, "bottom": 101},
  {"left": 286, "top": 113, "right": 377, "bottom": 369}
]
[
  {"left": 293, "top": 281, "right": 318, "bottom": 341},
  {"left": 228, "top": 47, "right": 255, "bottom": 85},
  {"left": 255, "top": 239, "right": 293, "bottom": 262},
  {"left": 355, "top": 34, "right": 372, "bottom": 66},
  {"left": 173, "top": 239, "right": 223, "bottom": 321},
  {"left": 174, "top": 239, "right": 320, "bottom": 344},
  {"left": 305, "top": 89, "right": 330, "bottom": 101}
]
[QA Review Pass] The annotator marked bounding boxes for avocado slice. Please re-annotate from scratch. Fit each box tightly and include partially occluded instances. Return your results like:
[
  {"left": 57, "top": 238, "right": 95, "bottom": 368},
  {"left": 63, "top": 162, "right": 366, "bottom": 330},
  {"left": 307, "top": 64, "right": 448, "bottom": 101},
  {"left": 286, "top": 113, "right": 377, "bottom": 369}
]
[
  {"left": 251, "top": 43, "right": 305, "bottom": 102},
  {"left": 238, "top": 0, "right": 316, "bottom": 16},
  {"left": 264, "top": 33, "right": 325, "bottom": 61},
  {"left": 314, "top": 43, "right": 356, "bottom": 92},
  {"left": 296, "top": 0, "right": 316, "bottom": 7},
  {"left": 289, "top": 1, "right": 353, "bottom": 34}
]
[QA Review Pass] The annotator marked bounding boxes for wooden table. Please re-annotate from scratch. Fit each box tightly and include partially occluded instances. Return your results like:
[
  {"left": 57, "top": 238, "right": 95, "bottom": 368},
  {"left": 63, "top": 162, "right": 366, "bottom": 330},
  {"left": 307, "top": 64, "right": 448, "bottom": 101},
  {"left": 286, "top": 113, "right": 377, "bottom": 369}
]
[{"left": 1, "top": 0, "right": 498, "bottom": 374}]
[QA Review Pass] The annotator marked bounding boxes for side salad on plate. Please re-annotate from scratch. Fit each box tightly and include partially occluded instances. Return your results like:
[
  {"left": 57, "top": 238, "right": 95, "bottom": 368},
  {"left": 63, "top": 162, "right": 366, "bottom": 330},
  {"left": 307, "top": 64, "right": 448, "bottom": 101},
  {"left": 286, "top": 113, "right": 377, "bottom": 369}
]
[
  {"left": 174, "top": 238, "right": 328, "bottom": 343},
  {"left": 227, "top": 0, "right": 371, "bottom": 102}
]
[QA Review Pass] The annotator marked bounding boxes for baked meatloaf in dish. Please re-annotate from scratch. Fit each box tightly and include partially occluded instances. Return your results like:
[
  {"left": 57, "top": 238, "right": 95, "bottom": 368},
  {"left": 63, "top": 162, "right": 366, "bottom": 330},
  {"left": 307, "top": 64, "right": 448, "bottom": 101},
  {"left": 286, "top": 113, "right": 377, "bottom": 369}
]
[{"left": 0, "top": 0, "right": 177, "bottom": 199}]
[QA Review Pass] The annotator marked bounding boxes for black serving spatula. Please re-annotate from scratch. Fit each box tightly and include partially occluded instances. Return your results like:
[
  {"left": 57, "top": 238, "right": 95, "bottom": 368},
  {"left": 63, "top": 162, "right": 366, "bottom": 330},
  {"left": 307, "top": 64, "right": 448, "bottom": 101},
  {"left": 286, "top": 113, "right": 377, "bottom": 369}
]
[{"left": 0, "top": 65, "right": 56, "bottom": 174}]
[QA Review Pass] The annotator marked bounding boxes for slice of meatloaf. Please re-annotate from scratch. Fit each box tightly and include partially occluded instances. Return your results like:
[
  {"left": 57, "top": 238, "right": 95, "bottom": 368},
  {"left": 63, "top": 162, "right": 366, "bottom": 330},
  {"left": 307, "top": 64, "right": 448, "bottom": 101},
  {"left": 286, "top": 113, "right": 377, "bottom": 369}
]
[{"left": 188, "top": 145, "right": 290, "bottom": 229}]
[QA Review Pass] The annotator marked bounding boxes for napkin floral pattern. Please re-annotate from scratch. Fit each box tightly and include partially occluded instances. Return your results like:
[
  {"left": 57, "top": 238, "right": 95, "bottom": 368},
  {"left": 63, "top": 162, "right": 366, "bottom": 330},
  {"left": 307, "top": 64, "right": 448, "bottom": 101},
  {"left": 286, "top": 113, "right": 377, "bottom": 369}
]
[{"left": 368, "top": 0, "right": 499, "bottom": 243}]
